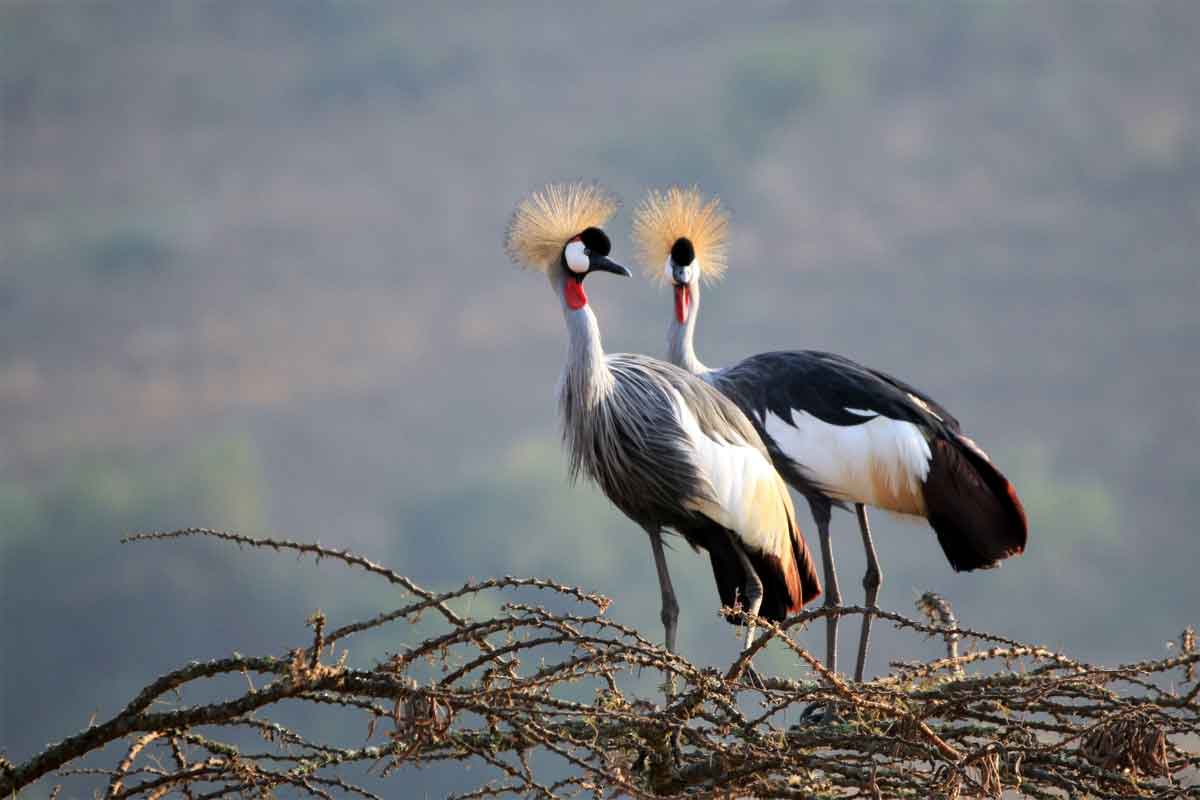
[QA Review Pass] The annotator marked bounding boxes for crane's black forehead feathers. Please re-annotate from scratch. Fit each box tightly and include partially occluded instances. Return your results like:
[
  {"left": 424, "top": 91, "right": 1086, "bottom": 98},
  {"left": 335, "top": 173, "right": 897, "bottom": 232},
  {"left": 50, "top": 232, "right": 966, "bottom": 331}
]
[
  {"left": 579, "top": 227, "right": 611, "bottom": 256},
  {"left": 670, "top": 237, "right": 696, "bottom": 266}
]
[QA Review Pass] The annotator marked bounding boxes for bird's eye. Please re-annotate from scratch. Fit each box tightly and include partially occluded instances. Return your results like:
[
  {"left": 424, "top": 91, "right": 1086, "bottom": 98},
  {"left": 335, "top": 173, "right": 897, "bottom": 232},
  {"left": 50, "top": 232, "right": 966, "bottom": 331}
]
[{"left": 564, "top": 240, "right": 589, "bottom": 274}]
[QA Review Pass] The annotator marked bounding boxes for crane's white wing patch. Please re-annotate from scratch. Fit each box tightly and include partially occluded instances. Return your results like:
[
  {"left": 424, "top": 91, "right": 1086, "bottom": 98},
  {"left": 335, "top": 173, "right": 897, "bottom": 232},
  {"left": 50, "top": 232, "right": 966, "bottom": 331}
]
[
  {"left": 666, "top": 389, "right": 791, "bottom": 558},
  {"left": 763, "top": 409, "right": 931, "bottom": 514}
]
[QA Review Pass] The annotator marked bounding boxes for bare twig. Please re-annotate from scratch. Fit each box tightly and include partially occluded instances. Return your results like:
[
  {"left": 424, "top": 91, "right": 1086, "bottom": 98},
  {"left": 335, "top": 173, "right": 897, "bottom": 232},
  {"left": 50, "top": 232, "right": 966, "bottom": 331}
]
[{"left": 4, "top": 530, "right": 1196, "bottom": 799}]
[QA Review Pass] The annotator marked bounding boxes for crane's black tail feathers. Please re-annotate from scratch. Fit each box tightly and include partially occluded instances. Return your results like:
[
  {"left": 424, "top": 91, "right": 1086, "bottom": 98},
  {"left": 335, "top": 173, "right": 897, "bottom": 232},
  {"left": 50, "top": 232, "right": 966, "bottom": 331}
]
[
  {"left": 923, "top": 433, "right": 1028, "bottom": 572},
  {"left": 784, "top": 505, "right": 822, "bottom": 613},
  {"left": 702, "top": 524, "right": 821, "bottom": 625}
]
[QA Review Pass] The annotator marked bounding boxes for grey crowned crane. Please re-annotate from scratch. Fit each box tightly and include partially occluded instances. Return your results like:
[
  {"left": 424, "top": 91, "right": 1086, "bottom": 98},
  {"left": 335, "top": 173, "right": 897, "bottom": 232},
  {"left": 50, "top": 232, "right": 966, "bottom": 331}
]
[
  {"left": 632, "top": 187, "right": 1027, "bottom": 682},
  {"left": 504, "top": 182, "right": 821, "bottom": 677}
]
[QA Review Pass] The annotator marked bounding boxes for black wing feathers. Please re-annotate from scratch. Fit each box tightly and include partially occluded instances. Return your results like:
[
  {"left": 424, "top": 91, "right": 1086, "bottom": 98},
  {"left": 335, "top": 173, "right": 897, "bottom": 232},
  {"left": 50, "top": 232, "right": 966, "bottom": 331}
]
[
  {"left": 683, "top": 514, "right": 821, "bottom": 624},
  {"left": 697, "top": 523, "right": 805, "bottom": 623},
  {"left": 715, "top": 351, "right": 952, "bottom": 432},
  {"left": 860, "top": 362, "right": 961, "bottom": 432},
  {"left": 713, "top": 349, "right": 1026, "bottom": 573}
]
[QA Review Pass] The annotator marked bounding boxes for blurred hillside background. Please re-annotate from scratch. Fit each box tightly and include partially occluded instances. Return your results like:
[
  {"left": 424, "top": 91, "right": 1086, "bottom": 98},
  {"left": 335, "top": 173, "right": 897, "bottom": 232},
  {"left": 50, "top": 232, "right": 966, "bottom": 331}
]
[{"left": 3, "top": 2, "right": 1199, "bottom": 795}]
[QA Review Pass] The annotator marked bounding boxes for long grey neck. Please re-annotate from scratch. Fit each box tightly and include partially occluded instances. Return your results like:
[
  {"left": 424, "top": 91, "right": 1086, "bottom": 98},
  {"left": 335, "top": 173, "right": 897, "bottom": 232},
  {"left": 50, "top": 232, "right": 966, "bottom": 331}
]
[
  {"left": 553, "top": 272, "right": 615, "bottom": 413},
  {"left": 667, "top": 281, "right": 709, "bottom": 376}
]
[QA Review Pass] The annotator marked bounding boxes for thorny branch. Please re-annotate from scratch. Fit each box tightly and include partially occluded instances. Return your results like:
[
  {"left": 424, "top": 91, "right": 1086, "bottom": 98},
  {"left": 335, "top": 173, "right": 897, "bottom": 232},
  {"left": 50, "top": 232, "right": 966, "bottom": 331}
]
[{"left": 3, "top": 528, "right": 1198, "bottom": 799}]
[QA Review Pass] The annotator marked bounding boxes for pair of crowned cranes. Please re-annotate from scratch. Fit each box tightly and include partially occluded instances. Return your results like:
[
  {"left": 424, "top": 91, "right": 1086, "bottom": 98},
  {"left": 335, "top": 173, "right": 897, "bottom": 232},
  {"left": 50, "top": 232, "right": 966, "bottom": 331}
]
[{"left": 505, "top": 182, "right": 1027, "bottom": 684}]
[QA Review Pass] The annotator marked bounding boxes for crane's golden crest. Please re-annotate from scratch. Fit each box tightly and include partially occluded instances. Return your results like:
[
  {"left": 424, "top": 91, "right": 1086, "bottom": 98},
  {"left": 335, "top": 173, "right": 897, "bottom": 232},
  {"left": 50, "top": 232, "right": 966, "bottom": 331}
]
[
  {"left": 505, "top": 182, "right": 619, "bottom": 272},
  {"left": 633, "top": 186, "right": 728, "bottom": 285}
]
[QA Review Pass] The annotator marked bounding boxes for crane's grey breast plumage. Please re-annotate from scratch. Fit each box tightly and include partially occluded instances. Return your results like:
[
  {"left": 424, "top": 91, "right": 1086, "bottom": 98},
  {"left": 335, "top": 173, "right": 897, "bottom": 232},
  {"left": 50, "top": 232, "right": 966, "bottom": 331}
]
[{"left": 562, "top": 352, "right": 755, "bottom": 520}]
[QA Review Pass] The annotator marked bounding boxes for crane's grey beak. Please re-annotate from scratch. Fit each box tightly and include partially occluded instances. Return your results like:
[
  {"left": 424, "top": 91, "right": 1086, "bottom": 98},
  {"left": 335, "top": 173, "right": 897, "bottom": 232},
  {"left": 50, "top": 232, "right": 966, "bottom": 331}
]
[
  {"left": 672, "top": 263, "right": 690, "bottom": 285},
  {"left": 588, "top": 255, "right": 632, "bottom": 277}
]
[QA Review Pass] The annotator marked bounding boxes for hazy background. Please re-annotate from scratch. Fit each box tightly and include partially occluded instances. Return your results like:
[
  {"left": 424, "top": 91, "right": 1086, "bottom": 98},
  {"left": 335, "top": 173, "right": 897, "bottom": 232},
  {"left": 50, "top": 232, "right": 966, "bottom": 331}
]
[{"left": 3, "top": 2, "right": 1199, "bottom": 796}]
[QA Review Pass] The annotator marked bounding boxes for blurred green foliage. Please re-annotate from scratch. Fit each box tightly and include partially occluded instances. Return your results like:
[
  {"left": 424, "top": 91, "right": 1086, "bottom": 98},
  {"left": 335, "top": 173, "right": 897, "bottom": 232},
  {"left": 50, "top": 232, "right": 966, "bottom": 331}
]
[
  {"left": 295, "top": 44, "right": 477, "bottom": 108},
  {"left": 594, "top": 26, "right": 869, "bottom": 184},
  {"left": 397, "top": 437, "right": 628, "bottom": 582},
  {"left": 973, "top": 444, "right": 1131, "bottom": 646},
  {"left": 7, "top": 212, "right": 179, "bottom": 295},
  {"left": 1, "top": 435, "right": 268, "bottom": 756},
  {"left": 88, "top": 229, "right": 174, "bottom": 281},
  {"left": 722, "top": 30, "right": 869, "bottom": 151},
  {"left": 595, "top": 132, "right": 728, "bottom": 192},
  {"left": 0, "top": 435, "right": 264, "bottom": 552},
  {"left": 1002, "top": 443, "right": 1120, "bottom": 559}
]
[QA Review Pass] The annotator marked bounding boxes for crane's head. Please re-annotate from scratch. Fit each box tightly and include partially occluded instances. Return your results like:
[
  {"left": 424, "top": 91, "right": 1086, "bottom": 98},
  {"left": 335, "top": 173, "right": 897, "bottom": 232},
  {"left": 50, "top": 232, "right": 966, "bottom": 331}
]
[
  {"left": 505, "top": 181, "right": 630, "bottom": 311},
  {"left": 632, "top": 186, "right": 728, "bottom": 323}
]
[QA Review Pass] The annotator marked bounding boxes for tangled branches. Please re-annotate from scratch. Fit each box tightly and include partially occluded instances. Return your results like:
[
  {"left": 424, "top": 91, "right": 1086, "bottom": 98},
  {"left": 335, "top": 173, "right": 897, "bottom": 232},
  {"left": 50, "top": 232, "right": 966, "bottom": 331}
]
[{"left": 3, "top": 529, "right": 1198, "bottom": 799}]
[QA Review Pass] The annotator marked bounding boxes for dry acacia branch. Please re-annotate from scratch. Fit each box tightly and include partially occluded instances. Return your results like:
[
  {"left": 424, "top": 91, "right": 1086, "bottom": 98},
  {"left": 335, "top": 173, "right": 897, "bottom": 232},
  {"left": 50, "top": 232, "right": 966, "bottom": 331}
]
[{"left": 4, "top": 529, "right": 1197, "bottom": 799}]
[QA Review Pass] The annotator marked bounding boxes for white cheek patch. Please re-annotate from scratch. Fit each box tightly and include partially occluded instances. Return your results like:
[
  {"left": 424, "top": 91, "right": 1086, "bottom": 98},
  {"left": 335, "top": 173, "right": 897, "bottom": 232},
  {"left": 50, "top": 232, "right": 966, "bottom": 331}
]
[
  {"left": 565, "top": 240, "right": 588, "bottom": 274},
  {"left": 666, "top": 258, "right": 698, "bottom": 284}
]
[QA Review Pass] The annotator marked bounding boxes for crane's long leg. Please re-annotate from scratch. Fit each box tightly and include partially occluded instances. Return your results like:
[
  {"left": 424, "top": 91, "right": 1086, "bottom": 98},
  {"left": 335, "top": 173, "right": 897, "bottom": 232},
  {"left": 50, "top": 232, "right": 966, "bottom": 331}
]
[
  {"left": 808, "top": 498, "right": 840, "bottom": 675},
  {"left": 726, "top": 533, "right": 765, "bottom": 687},
  {"left": 853, "top": 503, "right": 882, "bottom": 683},
  {"left": 645, "top": 527, "right": 680, "bottom": 655},
  {"left": 646, "top": 528, "right": 683, "bottom": 759}
]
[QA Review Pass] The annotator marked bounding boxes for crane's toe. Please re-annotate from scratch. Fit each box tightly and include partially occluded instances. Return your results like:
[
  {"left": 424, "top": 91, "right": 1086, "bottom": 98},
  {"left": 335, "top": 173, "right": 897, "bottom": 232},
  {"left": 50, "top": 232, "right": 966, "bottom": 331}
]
[
  {"left": 797, "top": 700, "right": 844, "bottom": 726},
  {"left": 744, "top": 665, "right": 768, "bottom": 691}
]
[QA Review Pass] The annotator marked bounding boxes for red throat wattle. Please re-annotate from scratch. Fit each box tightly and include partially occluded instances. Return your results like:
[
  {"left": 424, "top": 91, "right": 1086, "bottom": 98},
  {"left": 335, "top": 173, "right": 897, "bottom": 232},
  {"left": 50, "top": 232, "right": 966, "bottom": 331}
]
[
  {"left": 674, "top": 284, "right": 690, "bottom": 323},
  {"left": 565, "top": 278, "right": 587, "bottom": 310}
]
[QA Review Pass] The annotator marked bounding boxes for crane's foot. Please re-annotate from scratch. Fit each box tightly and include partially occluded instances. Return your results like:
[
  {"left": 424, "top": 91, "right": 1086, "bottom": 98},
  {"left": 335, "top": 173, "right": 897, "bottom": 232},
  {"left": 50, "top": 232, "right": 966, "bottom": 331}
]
[
  {"left": 797, "top": 700, "right": 844, "bottom": 726},
  {"left": 634, "top": 722, "right": 685, "bottom": 774}
]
